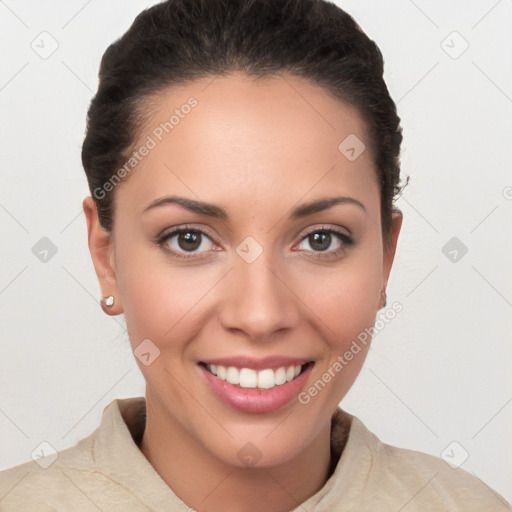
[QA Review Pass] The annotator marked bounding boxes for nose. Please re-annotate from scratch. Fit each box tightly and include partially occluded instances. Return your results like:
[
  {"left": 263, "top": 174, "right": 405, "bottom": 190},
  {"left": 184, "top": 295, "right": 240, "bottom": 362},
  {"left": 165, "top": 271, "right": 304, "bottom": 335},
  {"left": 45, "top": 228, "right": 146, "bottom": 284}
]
[{"left": 218, "top": 250, "right": 301, "bottom": 341}]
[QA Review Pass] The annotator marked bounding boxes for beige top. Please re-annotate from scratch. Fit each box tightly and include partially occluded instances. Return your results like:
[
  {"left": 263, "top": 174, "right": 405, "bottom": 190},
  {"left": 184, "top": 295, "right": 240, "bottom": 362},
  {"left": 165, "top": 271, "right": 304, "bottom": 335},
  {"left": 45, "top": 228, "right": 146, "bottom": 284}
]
[{"left": 0, "top": 397, "right": 509, "bottom": 511}]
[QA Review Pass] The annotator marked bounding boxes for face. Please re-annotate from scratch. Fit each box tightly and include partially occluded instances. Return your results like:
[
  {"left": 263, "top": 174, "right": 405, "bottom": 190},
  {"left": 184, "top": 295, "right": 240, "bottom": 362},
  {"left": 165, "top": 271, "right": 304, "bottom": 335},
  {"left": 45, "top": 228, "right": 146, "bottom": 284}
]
[{"left": 84, "top": 72, "right": 402, "bottom": 469}]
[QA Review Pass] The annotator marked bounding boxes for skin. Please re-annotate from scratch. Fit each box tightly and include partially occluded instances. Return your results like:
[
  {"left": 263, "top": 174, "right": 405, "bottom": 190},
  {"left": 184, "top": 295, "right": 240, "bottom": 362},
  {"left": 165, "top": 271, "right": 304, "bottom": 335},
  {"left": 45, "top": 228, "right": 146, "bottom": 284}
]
[{"left": 83, "top": 72, "right": 402, "bottom": 512}]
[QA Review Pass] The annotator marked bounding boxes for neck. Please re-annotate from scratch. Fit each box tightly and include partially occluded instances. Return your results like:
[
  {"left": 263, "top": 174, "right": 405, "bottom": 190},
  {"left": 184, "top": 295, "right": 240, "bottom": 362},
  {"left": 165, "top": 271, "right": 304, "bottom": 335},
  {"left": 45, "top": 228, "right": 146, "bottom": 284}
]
[{"left": 139, "top": 399, "right": 336, "bottom": 512}]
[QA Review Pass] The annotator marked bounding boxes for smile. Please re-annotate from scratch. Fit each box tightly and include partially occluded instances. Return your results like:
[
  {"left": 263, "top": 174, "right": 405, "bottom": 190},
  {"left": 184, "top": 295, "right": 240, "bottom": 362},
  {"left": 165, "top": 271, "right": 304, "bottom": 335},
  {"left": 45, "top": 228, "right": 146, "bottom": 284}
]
[{"left": 201, "top": 362, "right": 312, "bottom": 390}]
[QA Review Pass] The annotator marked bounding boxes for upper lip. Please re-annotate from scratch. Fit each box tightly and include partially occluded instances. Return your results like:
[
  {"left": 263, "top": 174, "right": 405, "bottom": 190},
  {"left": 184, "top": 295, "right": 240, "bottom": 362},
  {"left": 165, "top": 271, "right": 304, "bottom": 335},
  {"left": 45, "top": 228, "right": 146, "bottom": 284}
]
[{"left": 199, "top": 356, "right": 313, "bottom": 371}]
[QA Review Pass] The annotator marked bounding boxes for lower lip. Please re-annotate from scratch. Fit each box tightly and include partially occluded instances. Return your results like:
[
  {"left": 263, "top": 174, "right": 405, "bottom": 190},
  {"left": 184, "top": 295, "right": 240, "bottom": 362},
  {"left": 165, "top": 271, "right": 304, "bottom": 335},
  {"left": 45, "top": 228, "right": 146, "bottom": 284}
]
[{"left": 199, "top": 363, "right": 313, "bottom": 414}]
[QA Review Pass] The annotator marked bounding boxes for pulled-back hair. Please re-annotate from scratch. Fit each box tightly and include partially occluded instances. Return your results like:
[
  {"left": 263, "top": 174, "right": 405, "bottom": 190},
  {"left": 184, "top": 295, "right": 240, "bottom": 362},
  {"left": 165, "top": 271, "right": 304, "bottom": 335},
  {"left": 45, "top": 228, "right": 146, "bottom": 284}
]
[{"left": 82, "top": 0, "right": 405, "bottom": 243}]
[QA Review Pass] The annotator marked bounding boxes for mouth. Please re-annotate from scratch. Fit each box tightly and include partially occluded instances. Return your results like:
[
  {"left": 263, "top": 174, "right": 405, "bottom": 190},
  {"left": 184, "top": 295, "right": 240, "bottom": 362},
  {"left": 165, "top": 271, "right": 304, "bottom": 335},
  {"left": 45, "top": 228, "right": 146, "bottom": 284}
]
[{"left": 198, "top": 361, "right": 314, "bottom": 390}]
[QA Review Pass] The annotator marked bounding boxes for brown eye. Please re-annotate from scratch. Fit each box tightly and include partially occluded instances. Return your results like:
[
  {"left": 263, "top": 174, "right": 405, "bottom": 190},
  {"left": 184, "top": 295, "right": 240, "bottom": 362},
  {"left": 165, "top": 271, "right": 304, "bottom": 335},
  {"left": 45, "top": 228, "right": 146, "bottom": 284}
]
[
  {"left": 158, "top": 226, "right": 217, "bottom": 259},
  {"left": 308, "top": 232, "right": 331, "bottom": 251},
  {"left": 177, "top": 231, "right": 202, "bottom": 251},
  {"left": 295, "top": 226, "right": 353, "bottom": 258}
]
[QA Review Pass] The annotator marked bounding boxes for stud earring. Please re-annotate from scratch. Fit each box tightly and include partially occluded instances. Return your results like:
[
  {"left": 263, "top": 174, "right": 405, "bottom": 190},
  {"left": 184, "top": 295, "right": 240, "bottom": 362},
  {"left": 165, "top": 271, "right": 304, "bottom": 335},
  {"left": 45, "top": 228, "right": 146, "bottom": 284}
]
[
  {"left": 380, "top": 289, "right": 387, "bottom": 309},
  {"left": 101, "top": 295, "right": 115, "bottom": 308}
]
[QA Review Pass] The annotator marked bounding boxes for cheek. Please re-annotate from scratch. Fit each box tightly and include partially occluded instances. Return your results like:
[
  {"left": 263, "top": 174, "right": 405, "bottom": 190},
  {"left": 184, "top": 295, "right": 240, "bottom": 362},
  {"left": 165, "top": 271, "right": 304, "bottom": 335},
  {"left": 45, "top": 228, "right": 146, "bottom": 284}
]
[
  {"left": 293, "top": 248, "right": 381, "bottom": 393},
  {"left": 297, "top": 249, "right": 381, "bottom": 339},
  {"left": 295, "top": 269, "right": 379, "bottom": 409},
  {"left": 115, "top": 243, "right": 220, "bottom": 351}
]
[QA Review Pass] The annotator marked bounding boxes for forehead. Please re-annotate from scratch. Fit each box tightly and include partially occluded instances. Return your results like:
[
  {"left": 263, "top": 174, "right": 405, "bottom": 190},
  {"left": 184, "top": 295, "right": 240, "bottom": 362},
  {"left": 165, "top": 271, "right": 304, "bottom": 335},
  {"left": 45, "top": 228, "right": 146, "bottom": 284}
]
[{"left": 116, "top": 72, "right": 379, "bottom": 217}]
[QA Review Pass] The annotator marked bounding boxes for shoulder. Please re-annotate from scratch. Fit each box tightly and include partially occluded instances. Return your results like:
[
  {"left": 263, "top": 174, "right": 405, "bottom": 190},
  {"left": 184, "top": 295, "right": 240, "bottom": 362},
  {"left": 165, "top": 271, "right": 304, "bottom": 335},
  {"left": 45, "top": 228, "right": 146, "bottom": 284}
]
[
  {"left": 0, "top": 432, "right": 107, "bottom": 511},
  {"left": 0, "top": 397, "right": 150, "bottom": 511},
  {"left": 349, "top": 415, "right": 511, "bottom": 511}
]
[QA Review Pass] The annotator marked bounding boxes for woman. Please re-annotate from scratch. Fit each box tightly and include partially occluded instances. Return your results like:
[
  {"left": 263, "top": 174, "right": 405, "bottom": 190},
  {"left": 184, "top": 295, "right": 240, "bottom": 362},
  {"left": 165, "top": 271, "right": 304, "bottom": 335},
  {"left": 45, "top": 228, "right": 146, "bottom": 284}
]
[{"left": 0, "top": 0, "right": 509, "bottom": 510}]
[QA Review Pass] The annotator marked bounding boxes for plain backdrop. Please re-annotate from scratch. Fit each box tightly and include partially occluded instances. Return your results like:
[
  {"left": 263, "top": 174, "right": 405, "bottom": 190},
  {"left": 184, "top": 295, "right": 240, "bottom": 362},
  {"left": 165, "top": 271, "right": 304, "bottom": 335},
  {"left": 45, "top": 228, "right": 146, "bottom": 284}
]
[{"left": 1, "top": 0, "right": 511, "bottom": 504}]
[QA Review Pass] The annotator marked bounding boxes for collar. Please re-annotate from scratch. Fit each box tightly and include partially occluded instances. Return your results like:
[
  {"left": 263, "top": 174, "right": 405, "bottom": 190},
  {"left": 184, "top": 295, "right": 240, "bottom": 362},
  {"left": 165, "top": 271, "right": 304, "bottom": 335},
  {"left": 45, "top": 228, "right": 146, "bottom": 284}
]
[{"left": 94, "top": 397, "right": 374, "bottom": 511}]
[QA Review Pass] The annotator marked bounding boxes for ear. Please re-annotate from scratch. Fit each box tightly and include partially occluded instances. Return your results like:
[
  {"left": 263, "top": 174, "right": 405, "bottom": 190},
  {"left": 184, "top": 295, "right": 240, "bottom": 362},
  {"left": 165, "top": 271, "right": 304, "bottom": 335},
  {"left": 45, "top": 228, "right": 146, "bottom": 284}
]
[
  {"left": 381, "top": 209, "right": 403, "bottom": 294},
  {"left": 83, "top": 196, "right": 123, "bottom": 315}
]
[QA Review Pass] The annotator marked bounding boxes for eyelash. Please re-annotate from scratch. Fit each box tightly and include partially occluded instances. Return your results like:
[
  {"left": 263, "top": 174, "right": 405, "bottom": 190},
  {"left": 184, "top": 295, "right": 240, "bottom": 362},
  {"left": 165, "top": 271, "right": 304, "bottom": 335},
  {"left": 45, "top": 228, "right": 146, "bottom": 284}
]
[{"left": 155, "top": 224, "right": 354, "bottom": 260}]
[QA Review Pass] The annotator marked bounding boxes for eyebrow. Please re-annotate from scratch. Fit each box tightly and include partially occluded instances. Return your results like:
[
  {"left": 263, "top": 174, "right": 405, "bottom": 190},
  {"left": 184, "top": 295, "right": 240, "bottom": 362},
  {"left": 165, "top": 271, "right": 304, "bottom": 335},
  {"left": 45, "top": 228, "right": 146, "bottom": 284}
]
[{"left": 142, "top": 195, "right": 366, "bottom": 220}]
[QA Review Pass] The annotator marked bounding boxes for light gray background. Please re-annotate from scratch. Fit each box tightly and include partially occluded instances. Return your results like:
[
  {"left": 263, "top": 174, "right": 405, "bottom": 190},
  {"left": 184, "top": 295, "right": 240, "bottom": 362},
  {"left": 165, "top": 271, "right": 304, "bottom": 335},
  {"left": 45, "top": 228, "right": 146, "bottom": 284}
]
[{"left": 1, "top": 0, "right": 511, "bottom": 505}]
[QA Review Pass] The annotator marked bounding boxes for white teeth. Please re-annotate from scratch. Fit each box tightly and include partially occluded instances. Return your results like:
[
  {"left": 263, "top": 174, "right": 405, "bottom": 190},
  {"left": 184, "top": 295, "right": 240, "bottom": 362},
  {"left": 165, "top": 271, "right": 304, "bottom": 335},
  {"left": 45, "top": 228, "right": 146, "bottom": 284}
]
[
  {"left": 275, "top": 367, "right": 286, "bottom": 385},
  {"left": 257, "top": 369, "right": 275, "bottom": 389},
  {"left": 226, "top": 366, "right": 239, "bottom": 385},
  {"left": 217, "top": 365, "right": 227, "bottom": 380},
  {"left": 206, "top": 363, "right": 306, "bottom": 389},
  {"left": 239, "top": 368, "right": 257, "bottom": 388}
]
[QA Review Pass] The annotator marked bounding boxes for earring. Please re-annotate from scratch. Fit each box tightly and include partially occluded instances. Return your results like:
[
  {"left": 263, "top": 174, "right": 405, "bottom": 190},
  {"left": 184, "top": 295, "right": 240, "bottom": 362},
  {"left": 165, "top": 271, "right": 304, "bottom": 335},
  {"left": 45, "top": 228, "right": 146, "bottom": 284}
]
[
  {"left": 101, "top": 295, "right": 115, "bottom": 308},
  {"left": 380, "top": 289, "right": 387, "bottom": 309}
]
